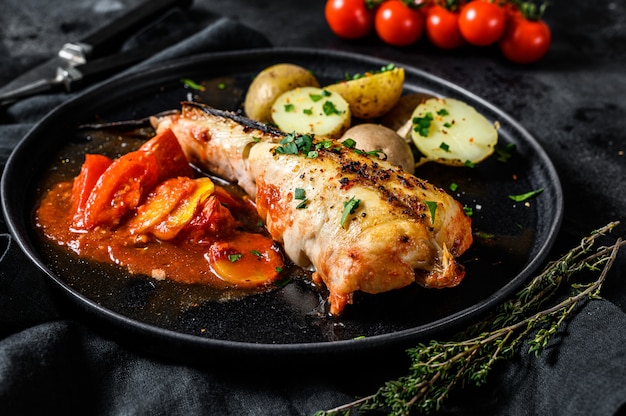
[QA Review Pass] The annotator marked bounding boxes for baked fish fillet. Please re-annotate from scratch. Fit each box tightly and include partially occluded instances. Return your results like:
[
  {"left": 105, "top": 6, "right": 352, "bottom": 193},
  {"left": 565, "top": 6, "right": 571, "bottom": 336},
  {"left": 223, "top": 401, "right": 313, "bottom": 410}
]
[{"left": 153, "top": 102, "right": 473, "bottom": 315}]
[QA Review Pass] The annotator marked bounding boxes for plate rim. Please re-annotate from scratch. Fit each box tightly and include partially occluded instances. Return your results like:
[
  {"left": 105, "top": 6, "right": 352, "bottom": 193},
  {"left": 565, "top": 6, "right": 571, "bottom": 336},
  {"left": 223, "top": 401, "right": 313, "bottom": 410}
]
[{"left": 1, "top": 47, "right": 564, "bottom": 358}]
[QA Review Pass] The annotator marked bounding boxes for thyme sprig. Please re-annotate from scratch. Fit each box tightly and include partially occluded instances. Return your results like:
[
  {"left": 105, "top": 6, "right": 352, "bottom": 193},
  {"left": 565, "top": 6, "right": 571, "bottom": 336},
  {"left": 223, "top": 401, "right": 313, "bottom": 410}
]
[{"left": 317, "top": 221, "right": 624, "bottom": 416}]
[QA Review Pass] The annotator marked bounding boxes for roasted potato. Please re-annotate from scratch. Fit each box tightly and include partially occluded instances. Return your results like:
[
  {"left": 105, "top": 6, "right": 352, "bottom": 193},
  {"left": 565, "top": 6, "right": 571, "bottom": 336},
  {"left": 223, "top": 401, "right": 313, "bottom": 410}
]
[
  {"left": 410, "top": 97, "right": 498, "bottom": 166},
  {"left": 244, "top": 64, "right": 320, "bottom": 123},
  {"left": 271, "top": 87, "right": 351, "bottom": 137},
  {"left": 340, "top": 123, "right": 415, "bottom": 174},
  {"left": 325, "top": 66, "right": 405, "bottom": 120}
]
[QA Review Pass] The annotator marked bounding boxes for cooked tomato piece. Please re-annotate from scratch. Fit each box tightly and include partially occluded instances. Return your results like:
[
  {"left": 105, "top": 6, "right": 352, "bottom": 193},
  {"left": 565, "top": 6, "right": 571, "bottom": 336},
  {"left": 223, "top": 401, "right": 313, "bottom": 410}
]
[
  {"left": 150, "top": 177, "right": 216, "bottom": 241},
  {"left": 208, "top": 231, "right": 284, "bottom": 287},
  {"left": 182, "top": 193, "right": 241, "bottom": 242},
  {"left": 126, "top": 177, "right": 198, "bottom": 236},
  {"left": 138, "top": 128, "right": 194, "bottom": 180},
  {"left": 82, "top": 151, "right": 159, "bottom": 229},
  {"left": 70, "top": 154, "right": 113, "bottom": 229}
]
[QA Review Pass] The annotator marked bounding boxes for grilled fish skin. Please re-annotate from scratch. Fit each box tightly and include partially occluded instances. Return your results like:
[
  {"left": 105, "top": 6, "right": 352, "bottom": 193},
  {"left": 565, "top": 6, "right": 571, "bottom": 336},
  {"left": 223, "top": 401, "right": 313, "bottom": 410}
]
[{"left": 152, "top": 102, "right": 473, "bottom": 315}]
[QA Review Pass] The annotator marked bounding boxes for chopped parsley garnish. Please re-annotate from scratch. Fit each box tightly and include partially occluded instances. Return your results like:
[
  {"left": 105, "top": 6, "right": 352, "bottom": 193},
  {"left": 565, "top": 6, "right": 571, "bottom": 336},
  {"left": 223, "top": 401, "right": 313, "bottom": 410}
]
[
  {"left": 464, "top": 160, "right": 476, "bottom": 168},
  {"left": 323, "top": 100, "right": 342, "bottom": 116},
  {"left": 228, "top": 253, "right": 242, "bottom": 262},
  {"left": 437, "top": 108, "right": 449, "bottom": 116},
  {"left": 341, "top": 137, "right": 386, "bottom": 159},
  {"left": 294, "top": 188, "right": 306, "bottom": 200},
  {"left": 463, "top": 206, "right": 474, "bottom": 216},
  {"left": 180, "top": 78, "right": 204, "bottom": 91},
  {"left": 217, "top": 82, "right": 226, "bottom": 90},
  {"left": 413, "top": 112, "right": 434, "bottom": 137},
  {"left": 353, "top": 148, "right": 387, "bottom": 160},
  {"left": 342, "top": 138, "right": 357, "bottom": 149},
  {"left": 284, "top": 103, "right": 295, "bottom": 112},
  {"left": 344, "top": 63, "right": 396, "bottom": 81},
  {"left": 425, "top": 200, "right": 438, "bottom": 224},
  {"left": 439, "top": 142, "right": 450, "bottom": 152},
  {"left": 450, "top": 182, "right": 458, "bottom": 192},
  {"left": 309, "top": 90, "right": 331, "bottom": 102},
  {"left": 341, "top": 197, "right": 361, "bottom": 229},
  {"left": 496, "top": 143, "right": 516, "bottom": 163},
  {"left": 274, "top": 132, "right": 313, "bottom": 155},
  {"left": 294, "top": 187, "right": 309, "bottom": 209},
  {"left": 509, "top": 188, "right": 544, "bottom": 202},
  {"left": 274, "top": 134, "right": 344, "bottom": 158},
  {"left": 303, "top": 108, "right": 313, "bottom": 115},
  {"left": 251, "top": 250, "right": 263, "bottom": 258}
]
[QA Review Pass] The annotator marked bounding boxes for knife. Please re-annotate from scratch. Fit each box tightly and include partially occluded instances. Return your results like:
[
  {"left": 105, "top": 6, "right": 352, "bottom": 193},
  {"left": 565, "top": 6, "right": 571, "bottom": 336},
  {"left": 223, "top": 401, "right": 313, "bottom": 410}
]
[{"left": 0, "top": 0, "right": 193, "bottom": 106}]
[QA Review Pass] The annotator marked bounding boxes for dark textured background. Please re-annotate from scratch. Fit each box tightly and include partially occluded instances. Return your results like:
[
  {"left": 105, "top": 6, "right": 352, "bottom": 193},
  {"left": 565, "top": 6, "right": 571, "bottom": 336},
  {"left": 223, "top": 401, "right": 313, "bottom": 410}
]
[{"left": 1, "top": 0, "right": 625, "bottom": 415}]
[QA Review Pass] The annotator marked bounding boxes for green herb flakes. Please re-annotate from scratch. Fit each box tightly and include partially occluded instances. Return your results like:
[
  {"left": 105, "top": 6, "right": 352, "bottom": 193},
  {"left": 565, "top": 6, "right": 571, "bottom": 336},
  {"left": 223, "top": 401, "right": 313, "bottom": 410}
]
[
  {"left": 497, "top": 143, "right": 516, "bottom": 163},
  {"left": 180, "top": 78, "right": 204, "bottom": 91},
  {"left": 424, "top": 200, "right": 438, "bottom": 224},
  {"left": 341, "top": 197, "right": 361, "bottom": 228},
  {"left": 342, "top": 138, "right": 357, "bottom": 149},
  {"left": 228, "top": 253, "right": 242, "bottom": 263},
  {"left": 413, "top": 112, "right": 434, "bottom": 137},
  {"left": 294, "top": 188, "right": 309, "bottom": 209},
  {"left": 294, "top": 188, "right": 306, "bottom": 200},
  {"left": 509, "top": 188, "right": 544, "bottom": 202},
  {"left": 323, "top": 100, "right": 342, "bottom": 116}
]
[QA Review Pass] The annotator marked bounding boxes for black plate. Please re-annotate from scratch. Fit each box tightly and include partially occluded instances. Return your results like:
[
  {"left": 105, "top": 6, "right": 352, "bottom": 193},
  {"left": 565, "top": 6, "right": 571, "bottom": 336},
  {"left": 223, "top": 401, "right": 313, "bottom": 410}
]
[{"left": 1, "top": 48, "right": 562, "bottom": 361}]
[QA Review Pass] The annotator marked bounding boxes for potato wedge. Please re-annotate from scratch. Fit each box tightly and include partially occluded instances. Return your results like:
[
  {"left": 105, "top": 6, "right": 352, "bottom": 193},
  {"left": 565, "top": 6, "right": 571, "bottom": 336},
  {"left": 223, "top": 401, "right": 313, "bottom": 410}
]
[
  {"left": 325, "top": 66, "right": 405, "bottom": 120},
  {"left": 271, "top": 87, "right": 351, "bottom": 137},
  {"left": 244, "top": 64, "right": 320, "bottom": 123},
  {"left": 410, "top": 97, "right": 498, "bottom": 166}
]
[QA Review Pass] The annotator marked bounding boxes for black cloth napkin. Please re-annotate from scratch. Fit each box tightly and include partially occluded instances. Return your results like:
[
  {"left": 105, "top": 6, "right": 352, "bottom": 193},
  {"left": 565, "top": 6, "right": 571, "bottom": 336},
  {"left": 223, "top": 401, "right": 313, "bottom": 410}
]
[{"left": 1, "top": 5, "right": 626, "bottom": 416}]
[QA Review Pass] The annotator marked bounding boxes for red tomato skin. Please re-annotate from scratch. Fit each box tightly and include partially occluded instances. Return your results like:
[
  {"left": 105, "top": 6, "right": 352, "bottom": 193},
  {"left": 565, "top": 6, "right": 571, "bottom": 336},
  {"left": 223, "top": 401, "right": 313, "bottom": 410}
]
[
  {"left": 375, "top": 0, "right": 424, "bottom": 47},
  {"left": 500, "top": 17, "right": 551, "bottom": 63},
  {"left": 82, "top": 152, "right": 160, "bottom": 229},
  {"left": 139, "top": 128, "right": 194, "bottom": 180},
  {"left": 325, "top": 0, "right": 374, "bottom": 39},
  {"left": 70, "top": 154, "right": 113, "bottom": 228},
  {"left": 426, "top": 5, "right": 465, "bottom": 49},
  {"left": 458, "top": 1, "right": 506, "bottom": 46}
]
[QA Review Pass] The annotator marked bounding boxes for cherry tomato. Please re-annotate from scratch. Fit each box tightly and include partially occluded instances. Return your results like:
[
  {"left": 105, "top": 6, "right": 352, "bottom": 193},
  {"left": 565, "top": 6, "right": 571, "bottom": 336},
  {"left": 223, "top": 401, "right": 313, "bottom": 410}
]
[
  {"left": 325, "top": 0, "right": 375, "bottom": 39},
  {"left": 499, "top": 15, "right": 551, "bottom": 63},
  {"left": 425, "top": 5, "right": 465, "bottom": 49},
  {"left": 458, "top": 1, "right": 506, "bottom": 46},
  {"left": 375, "top": 0, "right": 424, "bottom": 47}
]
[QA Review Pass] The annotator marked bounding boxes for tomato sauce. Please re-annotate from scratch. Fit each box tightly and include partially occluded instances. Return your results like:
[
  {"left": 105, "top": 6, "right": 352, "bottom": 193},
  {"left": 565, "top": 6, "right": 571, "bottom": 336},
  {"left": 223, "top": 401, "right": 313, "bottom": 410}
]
[{"left": 34, "top": 128, "right": 285, "bottom": 293}]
